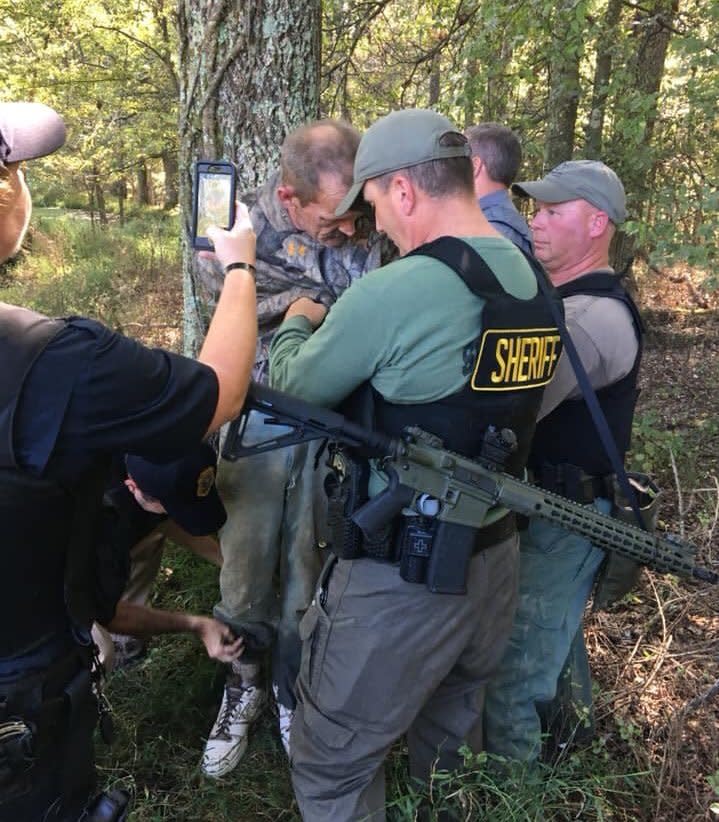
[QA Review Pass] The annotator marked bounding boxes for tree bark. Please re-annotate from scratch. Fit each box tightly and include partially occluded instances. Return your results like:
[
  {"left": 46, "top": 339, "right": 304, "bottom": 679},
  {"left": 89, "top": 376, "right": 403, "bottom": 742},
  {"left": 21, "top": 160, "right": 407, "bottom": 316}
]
[
  {"left": 428, "top": 57, "right": 440, "bottom": 108},
  {"left": 583, "top": 0, "right": 623, "bottom": 159},
  {"left": 462, "top": 55, "right": 478, "bottom": 128},
  {"left": 544, "top": 0, "right": 586, "bottom": 168},
  {"left": 177, "top": 0, "right": 322, "bottom": 355},
  {"left": 609, "top": 0, "right": 678, "bottom": 273},
  {"left": 136, "top": 162, "right": 152, "bottom": 206},
  {"left": 95, "top": 178, "right": 108, "bottom": 227},
  {"left": 161, "top": 149, "right": 179, "bottom": 209},
  {"left": 117, "top": 178, "right": 126, "bottom": 226}
]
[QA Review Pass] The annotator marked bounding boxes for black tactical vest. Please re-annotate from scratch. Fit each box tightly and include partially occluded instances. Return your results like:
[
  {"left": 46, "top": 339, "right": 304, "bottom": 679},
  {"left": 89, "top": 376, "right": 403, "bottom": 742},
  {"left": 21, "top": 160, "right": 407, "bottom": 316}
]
[
  {"left": 0, "top": 304, "right": 73, "bottom": 656},
  {"left": 528, "top": 271, "right": 643, "bottom": 476},
  {"left": 344, "top": 237, "right": 564, "bottom": 476}
]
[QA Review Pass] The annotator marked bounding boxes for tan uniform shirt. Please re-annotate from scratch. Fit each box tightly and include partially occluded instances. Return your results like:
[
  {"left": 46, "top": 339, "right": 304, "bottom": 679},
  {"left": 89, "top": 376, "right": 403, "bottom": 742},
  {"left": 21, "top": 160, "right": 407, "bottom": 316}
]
[{"left": 538, "top": 288, "right": 639, "bottom": 420}]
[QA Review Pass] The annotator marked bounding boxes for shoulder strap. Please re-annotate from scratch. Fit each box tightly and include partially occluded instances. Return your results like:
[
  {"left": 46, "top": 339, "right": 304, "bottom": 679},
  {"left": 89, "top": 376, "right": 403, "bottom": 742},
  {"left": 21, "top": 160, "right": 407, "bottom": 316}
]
[
  {"left": 557, "top": 270, "right": 618, "bottom": 297},
  {"left": 408, "top": 235, "right": 558, "bottom": 303},
  {"left": 406, "top": 236, "right": 508, "bottom": 299},
  {"left": 559, "top": 271, "right": 645, "bottom": 336}
]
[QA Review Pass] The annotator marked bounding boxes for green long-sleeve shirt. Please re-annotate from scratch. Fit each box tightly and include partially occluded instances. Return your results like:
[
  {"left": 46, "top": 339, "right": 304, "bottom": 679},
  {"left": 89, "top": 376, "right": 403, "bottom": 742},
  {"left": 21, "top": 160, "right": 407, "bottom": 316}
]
[
  {"left": 270, "top": 235, "right": 539, "bottom": 506},
  {"left": 269, "top": 236, "right": 538, "bottom": 408}
]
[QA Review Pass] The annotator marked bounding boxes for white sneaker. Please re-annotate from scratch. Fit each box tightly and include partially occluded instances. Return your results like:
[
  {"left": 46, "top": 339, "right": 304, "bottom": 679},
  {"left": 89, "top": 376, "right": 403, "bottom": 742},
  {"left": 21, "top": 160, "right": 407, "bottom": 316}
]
[
  {"left": 201, "top": 680, "right": 266, "bottom": 778},
  {"left": 278, "top": 702, "right": 293, "bottom": 756},
  {"left": 272, "top": 684, "right": 293, "bottom": 757}
]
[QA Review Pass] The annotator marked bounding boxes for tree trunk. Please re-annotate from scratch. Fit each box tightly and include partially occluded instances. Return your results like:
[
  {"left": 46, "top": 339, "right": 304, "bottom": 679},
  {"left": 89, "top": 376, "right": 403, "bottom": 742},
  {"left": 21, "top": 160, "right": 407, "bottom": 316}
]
[
  {"left": 136, "top": 162, "right": 152, "bottom": 206},
  {"left": 87, "top": 180, "right": 96, "bottom": 229},
  {"left": 609, "top": 0, "right": 678, "bottom": 273},
  {"left": 428, "top": 55, "right": 440, "bottom": 108},
  {"left": 544, "top": 0, "right": 586, "bottom": 168},
  {"left": 461, "top": 8, "right": 513, "bottom": 130},
  {"left": 462, "top": 56, "right": 478, "bottom": 128},
  {"left": 161, "top": 149, "right": 179, "bottom": 209},
  {"left": 583, "top": 0, "right": 623, "bottom": 159},
  {"left": 629, "top": 0, "right": 677, "bottom": 153},
  {"left": 177, "top": 0, "right": 321, "bottom": 355},
  {"left": 94, "top": 176, "right": 108, "bottom": 227},
  {"left": 117, "top": 177, "right": 127, "bottom": 227}
]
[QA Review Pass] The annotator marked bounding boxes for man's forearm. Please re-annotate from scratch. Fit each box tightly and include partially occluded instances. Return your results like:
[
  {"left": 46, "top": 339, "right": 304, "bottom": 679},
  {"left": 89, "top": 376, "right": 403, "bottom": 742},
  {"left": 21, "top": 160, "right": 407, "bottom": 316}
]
[
  {"left": 196, "top": 204, "right": 258, "bottom": 434},
  {"left": 106, "top": 601, "right": 200, "bottom": 637},
  {"left": 199, "top": 268, "right": 257, "bottom": 433}
]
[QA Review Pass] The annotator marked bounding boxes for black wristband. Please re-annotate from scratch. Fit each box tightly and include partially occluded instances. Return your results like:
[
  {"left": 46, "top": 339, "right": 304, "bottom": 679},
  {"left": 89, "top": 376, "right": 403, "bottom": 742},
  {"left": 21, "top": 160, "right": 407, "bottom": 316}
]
[{"left": 224, "top": 261, "right": 256, "bottom": 277}]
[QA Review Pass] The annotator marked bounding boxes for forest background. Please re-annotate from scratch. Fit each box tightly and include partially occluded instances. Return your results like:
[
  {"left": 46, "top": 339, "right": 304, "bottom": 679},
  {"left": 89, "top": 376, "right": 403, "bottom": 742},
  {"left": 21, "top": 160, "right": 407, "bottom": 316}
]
[{"left": 1, "top": 0, "right": 718, "bottom": 819}]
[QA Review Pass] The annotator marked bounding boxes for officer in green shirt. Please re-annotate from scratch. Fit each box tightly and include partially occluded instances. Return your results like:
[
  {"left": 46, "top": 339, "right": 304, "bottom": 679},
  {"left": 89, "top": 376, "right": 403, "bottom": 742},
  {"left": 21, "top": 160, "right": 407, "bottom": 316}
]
[{"left": 269, "top": 108, "right": 561, "bottom": 822}]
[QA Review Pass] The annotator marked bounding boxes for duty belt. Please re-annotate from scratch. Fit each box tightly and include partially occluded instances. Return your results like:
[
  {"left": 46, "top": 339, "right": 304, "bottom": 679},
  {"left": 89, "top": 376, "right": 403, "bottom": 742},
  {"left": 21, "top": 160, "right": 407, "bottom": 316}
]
[
  {"left": 0, "top": 646, "right": 93, "bottom": 758},
  {"left": 473, "top": 512, "right": 516, "bottom": 551},
  {"left": 348, "top": 510, "right": 516, "bottom": 563}
]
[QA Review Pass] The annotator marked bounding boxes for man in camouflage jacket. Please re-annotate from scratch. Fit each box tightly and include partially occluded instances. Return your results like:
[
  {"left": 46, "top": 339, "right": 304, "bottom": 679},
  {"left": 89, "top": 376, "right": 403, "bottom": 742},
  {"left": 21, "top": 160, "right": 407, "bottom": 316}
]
[{"left": 195, "top": 120, "right": 385, "bottom": 778}]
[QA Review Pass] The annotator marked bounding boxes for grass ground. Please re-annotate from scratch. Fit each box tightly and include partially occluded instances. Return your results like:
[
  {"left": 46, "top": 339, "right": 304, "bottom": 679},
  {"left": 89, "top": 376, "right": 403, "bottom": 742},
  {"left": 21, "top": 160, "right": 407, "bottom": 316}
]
[{"left": 3, "top": 211, "right": 718, "bottom": 820}]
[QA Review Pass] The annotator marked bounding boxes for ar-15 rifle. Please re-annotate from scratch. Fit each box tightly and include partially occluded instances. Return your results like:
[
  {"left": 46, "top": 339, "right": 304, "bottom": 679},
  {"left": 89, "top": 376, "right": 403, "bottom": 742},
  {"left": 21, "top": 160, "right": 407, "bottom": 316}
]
[{"left": 223, "top": 382, "right": 717, "bottom": 586}]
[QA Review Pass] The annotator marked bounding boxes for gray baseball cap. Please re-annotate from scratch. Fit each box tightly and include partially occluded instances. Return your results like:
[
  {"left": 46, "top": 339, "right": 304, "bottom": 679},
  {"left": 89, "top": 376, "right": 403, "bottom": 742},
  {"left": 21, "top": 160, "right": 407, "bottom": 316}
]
[
  {"left": 0, "top": 102, "right": 66, "bottom": 165},
  {"left": 335, "top": 108, "right": 470, "bottom": 216},
  {"left": 512, "top": 159, "right": 627, "bottom": 224}
]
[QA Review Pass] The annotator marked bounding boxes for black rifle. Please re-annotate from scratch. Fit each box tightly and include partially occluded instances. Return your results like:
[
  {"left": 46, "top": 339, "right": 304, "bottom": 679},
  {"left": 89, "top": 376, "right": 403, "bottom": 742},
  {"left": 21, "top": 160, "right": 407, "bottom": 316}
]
[{"left": 222, "top": 382, "right": 717, "bottom": 585}]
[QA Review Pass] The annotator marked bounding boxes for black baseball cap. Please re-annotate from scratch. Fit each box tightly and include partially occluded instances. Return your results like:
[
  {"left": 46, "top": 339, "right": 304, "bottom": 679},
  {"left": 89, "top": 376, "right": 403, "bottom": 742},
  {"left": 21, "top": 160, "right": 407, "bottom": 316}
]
[
  {"left": 0, "top": 102, "right": 66, "bottom": 165},
  {"left": 125, "top": 443, "right": 227, "bottom": 536}
]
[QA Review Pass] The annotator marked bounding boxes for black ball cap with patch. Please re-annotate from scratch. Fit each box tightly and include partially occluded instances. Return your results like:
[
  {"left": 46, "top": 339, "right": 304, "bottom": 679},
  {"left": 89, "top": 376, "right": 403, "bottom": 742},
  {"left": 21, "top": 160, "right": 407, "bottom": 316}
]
[{"left": 125, "top": 442, "right": 227, "bottom": 537}]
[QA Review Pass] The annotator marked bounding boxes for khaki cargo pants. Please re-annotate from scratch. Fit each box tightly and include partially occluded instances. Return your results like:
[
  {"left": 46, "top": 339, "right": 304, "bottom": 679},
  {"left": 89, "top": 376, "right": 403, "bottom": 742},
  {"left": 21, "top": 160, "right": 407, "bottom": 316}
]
[{"left": 290, "top": 534, "right": 519, "bottom": 822}]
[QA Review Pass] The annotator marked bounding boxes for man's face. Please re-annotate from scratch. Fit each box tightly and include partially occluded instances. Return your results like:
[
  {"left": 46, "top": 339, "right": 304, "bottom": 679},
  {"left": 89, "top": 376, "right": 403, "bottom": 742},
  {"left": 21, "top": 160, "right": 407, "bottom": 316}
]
[
  {"left": 284, "top": 173, "right": 360, "bottom": 247},
  {"left": 0, "top": 163, "right": 32, "bottom": 263},
  {"left": 362, "top": 178, "right": 406, "bottom": 254},
  {"left": 530, "top": 198, "right": 599, "bottom": 277}
]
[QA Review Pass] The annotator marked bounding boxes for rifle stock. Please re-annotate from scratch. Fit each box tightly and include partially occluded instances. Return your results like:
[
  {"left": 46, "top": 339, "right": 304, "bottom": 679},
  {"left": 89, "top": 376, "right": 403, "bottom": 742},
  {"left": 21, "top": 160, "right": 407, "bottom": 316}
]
[{"left": 223, "top": 382, "right": 717, "bottom": 585}]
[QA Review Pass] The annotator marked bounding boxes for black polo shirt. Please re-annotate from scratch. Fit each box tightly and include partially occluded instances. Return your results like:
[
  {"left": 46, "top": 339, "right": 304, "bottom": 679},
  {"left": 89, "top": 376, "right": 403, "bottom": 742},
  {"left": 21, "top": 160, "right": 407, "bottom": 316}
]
[{"left": 13, "top": 317, "right": 218, "bottom": 482}]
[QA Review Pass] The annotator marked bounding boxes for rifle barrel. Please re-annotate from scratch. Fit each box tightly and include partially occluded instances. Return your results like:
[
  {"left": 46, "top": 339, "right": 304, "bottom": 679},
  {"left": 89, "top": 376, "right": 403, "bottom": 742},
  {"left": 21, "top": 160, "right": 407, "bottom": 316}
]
[{"left": 493, "top": 473, "right": 710, "bottom": 581}]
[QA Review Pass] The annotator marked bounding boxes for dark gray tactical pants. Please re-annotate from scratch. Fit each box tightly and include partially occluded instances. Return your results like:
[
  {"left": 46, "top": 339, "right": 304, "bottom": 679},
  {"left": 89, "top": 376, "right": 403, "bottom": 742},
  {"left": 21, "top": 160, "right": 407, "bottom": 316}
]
[{"left": 290, "top": 534, "right": 519, "bottom": 822}]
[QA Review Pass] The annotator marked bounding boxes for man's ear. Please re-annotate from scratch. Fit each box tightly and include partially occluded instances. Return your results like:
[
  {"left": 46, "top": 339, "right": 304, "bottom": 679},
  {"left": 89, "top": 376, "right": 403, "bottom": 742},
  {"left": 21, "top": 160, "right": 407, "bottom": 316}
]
[
  {"left": 471, "top": 155, "right": 483, "bottom": 180},
  {"left": 276, "top": 184, "right": 297, "bottom": 207},
  {"left": 589, "top": 209, "right": 610, "bottom": 238},
  {"left": 391, "top": 173, "right": 416, "bottom": 216}
]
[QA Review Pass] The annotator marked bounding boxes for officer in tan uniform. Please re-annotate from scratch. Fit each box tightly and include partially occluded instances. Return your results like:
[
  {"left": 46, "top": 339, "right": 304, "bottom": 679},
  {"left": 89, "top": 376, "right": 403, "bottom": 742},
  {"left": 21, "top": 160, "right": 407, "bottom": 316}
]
[{"left": 483, "top": 160, "right": 643, "bottom": 762}]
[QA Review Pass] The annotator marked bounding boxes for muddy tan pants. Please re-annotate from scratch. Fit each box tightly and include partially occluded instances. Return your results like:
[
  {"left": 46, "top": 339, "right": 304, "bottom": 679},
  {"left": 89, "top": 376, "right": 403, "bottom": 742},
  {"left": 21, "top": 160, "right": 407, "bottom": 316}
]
[{"left": 214, "top": 417, "right": 327, "bottom": 708}]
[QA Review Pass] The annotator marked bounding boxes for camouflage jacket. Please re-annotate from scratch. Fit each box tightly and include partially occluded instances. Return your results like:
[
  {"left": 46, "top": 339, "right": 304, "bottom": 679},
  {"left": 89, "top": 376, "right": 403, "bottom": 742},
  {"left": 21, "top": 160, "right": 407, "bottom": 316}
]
[{"left": 196, "top": 170, "right": 384, "bottom": 383}]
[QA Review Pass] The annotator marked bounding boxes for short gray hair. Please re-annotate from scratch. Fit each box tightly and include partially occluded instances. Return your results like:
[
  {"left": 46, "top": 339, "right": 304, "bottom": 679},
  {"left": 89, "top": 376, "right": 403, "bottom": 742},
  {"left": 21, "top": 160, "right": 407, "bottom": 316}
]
[
  {"left": 465, "top": 123, "right": 523, "bottom": 186},
  {"left": 280, "top": 120, "right": 360, "bottom": 205}
]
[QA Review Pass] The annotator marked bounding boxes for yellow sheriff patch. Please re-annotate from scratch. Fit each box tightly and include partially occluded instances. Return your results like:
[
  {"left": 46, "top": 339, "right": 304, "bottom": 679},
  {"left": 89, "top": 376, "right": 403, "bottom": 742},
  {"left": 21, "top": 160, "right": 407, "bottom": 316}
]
[
  {"left": 196, "top": 466, "right": 215, "bottom": 498},
  {"left": 471, "top": 327, "right": 561, "bottom": 391}
]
